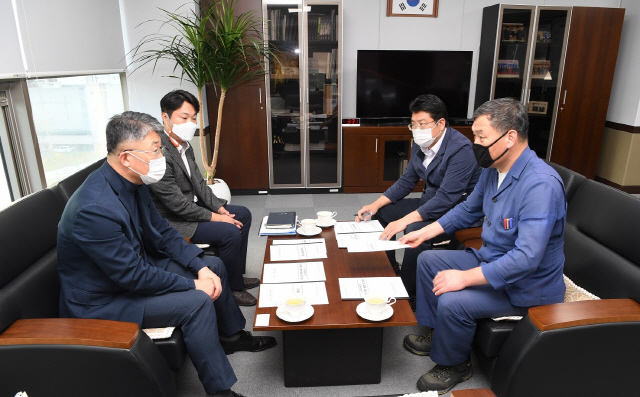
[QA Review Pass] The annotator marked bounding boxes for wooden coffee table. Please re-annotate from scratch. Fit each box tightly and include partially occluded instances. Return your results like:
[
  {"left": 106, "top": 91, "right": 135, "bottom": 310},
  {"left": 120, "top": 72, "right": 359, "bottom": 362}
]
[{"left": 253, "top": 227, "right": 417, "bottom": 387}]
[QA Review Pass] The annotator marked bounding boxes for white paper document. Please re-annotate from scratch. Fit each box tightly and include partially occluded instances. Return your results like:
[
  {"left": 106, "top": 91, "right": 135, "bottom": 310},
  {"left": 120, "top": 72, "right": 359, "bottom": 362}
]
[
  {"left": 335, "top": 232, "right": 382, "bottom": 248},
  {"left": 346, "top": 240, "right": 410, "bottom": 253},
  {"left": 258, "top": 282, "right": 329, "bottom": 307},
  {"left": 262, "top": 261, "right": 326, "bottom": 284},
  {"left": 255, "top": 313, "right": 270, "bottom": 327},
  {"left": 334, "top": 220, "right": 384, "bottom": 234},
  {"left": 270, "top": 242, "right": 327, "bottom": 261},
  {"left": 259, "top": 216, "right": 297, "bottom": 236},
  {"left": 272, "top": 238, "right": 325, "bottom": 245},
  {"left": 338, "top": 277, "right": 409, "bottom": 300}
]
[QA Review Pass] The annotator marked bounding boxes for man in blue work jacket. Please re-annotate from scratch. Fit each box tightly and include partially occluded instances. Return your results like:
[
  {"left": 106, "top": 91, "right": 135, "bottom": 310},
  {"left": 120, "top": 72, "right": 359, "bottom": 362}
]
[{"left": 399, "top": 98, "right": 566, "bottom": 394}]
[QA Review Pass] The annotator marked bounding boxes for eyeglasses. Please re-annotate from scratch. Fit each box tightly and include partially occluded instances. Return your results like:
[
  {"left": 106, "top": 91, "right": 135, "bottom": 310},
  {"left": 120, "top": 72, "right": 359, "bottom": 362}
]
[
  {"left": 123, "top": 146, "right": 164, "bottom": 158},
  {"left": 408, "top": 119, "right": 437, "bottom": 131}
]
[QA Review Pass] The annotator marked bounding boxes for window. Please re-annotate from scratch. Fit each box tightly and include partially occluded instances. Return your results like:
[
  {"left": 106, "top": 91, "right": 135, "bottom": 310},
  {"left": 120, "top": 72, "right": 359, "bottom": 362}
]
[{"left": 26, "top": 74, "right": 125, "bottom": 186}]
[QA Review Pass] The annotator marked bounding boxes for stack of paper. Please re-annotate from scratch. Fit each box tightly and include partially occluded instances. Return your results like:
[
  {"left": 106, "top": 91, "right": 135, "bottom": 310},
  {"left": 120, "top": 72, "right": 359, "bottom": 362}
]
[
  {"left": 338, "top": 277, "right": 409, "bottom": 300},
  {"left": 334, "top": 221, "right": 409, "bottom": 252},
  {"left": 270, "top": 239, "right": 327, "bottom": 261},
  {"left": 259, "top": 257, "right": 329, "bottom": 308},
  {"left": 334, "top": 220, "right": 384, "bottom": 234}
]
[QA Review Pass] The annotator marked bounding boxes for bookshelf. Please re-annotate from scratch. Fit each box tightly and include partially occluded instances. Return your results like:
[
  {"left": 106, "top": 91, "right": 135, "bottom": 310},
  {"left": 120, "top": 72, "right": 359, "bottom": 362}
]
[{"left": 264, "top": 1, "right": 342, "bottom": 189}]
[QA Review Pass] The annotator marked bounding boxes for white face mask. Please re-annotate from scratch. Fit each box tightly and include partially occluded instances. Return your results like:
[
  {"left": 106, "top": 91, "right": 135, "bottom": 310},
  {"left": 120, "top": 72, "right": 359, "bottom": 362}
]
[
  {"left": 412, "top": 125, "right": 445, "bottom": 148},
  {"left": 168, "top": 119, "right": 198, "bottom": 142},
  {"left": 127, "top": 153, "right": 166, "bottom": 185}
]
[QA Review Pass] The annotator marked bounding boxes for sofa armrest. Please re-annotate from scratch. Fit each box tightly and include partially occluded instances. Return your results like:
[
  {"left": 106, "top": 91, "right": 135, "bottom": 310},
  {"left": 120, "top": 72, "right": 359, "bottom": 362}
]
[
  {"left": 528, "top": 298, "right": 640, "bottom": 331},
  {"left": 0, "top": 318, "right": 138, "bottom": 348},
  {"left": 454, "top": 227, "right": 483, "bottom": 250},
  {"left": 0, "top": 318, "right": 176, "bottom": 397},
  {"left": 491, "top": 299, "right": 640, "bottom": 397}
]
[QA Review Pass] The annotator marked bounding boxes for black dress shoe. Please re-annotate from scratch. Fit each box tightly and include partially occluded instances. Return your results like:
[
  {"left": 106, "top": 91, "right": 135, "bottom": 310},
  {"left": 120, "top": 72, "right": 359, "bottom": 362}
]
[
  {"left": 221, "top": 330, "right": 277, "bottom": 355},
  {"left": 232, "top": 290, "right": 257, "bottom": 306},
  {"left": 243, "top": 277, "right": 260, "bottom": 290}
]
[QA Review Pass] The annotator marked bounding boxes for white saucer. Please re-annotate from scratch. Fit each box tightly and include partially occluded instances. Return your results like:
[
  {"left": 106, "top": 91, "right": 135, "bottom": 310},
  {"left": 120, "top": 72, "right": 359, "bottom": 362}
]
[
  {"left": 356, "top": 302, "right": 393, "bottom": 321},
  {"left": 316, "top": 219, "right": 336, "bottom": 228},
  {"left": 276, "top": 304, "right": 314, "bottom": 322},
  {"left": 195, "top": 243, "right": 210, "bottom": 249},
  {"left": 297, "top": 226, "right": 322, "bottom": 236}
]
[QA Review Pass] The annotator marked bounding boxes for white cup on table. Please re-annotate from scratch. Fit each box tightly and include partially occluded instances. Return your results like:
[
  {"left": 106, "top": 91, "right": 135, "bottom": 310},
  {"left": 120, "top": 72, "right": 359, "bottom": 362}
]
[
  {"left": 298, "top": 219, "right": 317, "bottom": 234},
  {"left": 363, "top": 292, "right": 396, "bottom": 316},
  {"left": 280, "top": 294, "right": 307, "bottom": 317},
  {"left": 316, "top": 211, "right": 337, "bottom": 226}
]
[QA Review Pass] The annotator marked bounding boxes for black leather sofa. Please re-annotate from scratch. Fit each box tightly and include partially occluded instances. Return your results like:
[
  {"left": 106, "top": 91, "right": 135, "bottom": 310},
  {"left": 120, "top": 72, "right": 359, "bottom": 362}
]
[
  {"left": 0, "top": 159, "right": 186, "bottom": 397},
  {"left": 465, "top": 162, "right": 640, "bottom": 397}
]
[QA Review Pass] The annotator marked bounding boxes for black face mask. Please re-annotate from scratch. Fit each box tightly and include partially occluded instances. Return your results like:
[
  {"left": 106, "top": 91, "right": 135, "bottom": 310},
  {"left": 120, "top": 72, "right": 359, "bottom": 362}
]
[{"left": 472, "top": 130, "right": 510, "bottom": 168}]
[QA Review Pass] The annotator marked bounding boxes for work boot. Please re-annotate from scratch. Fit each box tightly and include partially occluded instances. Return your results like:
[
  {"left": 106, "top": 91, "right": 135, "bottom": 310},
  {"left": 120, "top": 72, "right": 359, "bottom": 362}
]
[
  {"left": 417, "top": 360, "right": 473, "bottom": 394},
  {"left": 403, "top": 329, "right": 434, "bottom": 356}
]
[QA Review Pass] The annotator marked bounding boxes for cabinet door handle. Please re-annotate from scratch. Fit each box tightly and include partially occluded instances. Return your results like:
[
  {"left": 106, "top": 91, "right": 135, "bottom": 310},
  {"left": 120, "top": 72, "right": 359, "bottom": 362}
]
[
  {"left": 562, "top": 90, "right": 567, "bottom": 105},
  {"left": 259, "top": 88, "right": 262, "bottom": 104},
  {"left": 375, "top": 138, "right": 378, "bottom": 153}
]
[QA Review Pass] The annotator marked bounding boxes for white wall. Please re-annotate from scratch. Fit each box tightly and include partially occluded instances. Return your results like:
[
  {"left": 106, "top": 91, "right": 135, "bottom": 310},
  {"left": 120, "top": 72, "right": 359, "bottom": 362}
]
[
  {"left": 606, "top": 0, "right": 640, "bottom": 126},
  {"left": 119, "top": 0, "right": 209, "bottom": 171},
  {"left": 10, "top": 0, "right": 125, "bottom": 77}
]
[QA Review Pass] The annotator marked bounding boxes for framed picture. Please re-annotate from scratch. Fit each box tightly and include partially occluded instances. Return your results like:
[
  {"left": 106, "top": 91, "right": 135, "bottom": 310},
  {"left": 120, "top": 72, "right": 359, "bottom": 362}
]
[
  {"left": 387, "top": 0, "right": 438, "bottom": 18},
  {"left": 528, "top": 101, "right": 548, "bottom": 115},
  {"left": 501, "top": 23, "right": 526, "bottom": 42}
]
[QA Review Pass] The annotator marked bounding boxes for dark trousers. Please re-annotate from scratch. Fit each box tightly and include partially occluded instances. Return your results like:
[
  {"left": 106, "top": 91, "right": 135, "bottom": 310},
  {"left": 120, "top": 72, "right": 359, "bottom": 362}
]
[
  {"left": 374, "top": 198, "right": 438, "bottom": 294},
  {"left": 191, "top": 204, "right": 252, "bottom": 290},
  {"left": 141, "top": 255, "right": 246, "bottom": 394},
  {"left": 416, "top": 250, "right": 527, "bottom": 365}
]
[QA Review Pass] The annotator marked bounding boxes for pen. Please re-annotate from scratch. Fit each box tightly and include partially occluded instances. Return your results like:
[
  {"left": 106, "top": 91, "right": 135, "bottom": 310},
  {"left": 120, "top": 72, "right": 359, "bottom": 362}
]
[{"left": 354, "top": 212, "right": 372, "bottom": 221}]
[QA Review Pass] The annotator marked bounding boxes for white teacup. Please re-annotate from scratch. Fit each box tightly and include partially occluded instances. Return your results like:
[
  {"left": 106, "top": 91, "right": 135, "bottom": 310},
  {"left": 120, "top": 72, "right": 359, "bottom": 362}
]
[
  {"left": 280, "top": 294, "right": 307, "bottom": 318},
  {"left": 297, "top": 218, "right": 317, "bottom": 234},
  {"left": 317, "top": 211, "right": 337, "bottom": 226},
  {"left": 364, "top": 292, "right": 396, "bottom": 316}
]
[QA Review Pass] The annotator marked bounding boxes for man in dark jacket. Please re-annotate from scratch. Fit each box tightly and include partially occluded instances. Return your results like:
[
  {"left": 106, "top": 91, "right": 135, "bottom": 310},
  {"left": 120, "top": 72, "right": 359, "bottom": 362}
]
[
  {"left": 57, "top": 111, "right": 275, "bottom": 397},
  {"left": 356, "top": 94, "right": 481, "bottom": 297}
]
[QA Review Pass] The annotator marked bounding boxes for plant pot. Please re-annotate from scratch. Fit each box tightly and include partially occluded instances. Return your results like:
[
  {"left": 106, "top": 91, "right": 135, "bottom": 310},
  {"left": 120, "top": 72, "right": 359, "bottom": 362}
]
[{"left": 207, "top": 178, "right": 231, "bottom": 204}]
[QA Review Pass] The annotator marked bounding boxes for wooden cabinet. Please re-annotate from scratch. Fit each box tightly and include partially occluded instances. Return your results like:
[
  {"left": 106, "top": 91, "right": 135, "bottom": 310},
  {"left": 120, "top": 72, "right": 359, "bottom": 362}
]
[
  {"left": 549, "top": 7, "right": 624, "bottom": 179},
  {"left": 343, "top": 126, "right": 423, "bottom": 193},
  {"left": 476, "top": 4, "right": 624, "bottom": 179},
  {"left": 205, "top": 0, "right": 269, "bottom": 192}
]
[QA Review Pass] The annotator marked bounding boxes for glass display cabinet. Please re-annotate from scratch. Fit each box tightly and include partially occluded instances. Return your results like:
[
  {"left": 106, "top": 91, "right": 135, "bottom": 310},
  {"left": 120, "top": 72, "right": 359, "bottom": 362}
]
[
  {"left": 263, "top": 0, "right": 342, "bottom": 189},
  {"left": 475, "top": 4, "right": 570, "bottom": 159}
]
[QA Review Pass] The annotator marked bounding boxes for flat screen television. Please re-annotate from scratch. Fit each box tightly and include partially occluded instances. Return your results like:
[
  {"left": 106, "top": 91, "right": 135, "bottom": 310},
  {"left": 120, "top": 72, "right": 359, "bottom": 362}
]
[{"left": 356, "top": 50, "right": 473, "bottom": 121}]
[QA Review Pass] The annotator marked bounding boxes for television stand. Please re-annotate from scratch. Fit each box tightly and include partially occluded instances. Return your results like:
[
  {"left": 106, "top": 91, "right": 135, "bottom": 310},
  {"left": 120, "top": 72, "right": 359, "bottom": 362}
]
[{"left": 342, "top": 123, "right": 474, "bottom": 193}]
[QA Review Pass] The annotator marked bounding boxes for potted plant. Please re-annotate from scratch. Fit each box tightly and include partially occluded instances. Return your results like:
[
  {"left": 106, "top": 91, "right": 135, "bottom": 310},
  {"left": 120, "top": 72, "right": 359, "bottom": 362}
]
[{"left": 129, "top": 0, "right": 278, "bottom": 190}]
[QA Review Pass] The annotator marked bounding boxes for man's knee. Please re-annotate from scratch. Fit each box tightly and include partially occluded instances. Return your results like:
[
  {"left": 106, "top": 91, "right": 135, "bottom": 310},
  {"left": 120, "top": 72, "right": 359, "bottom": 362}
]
[
  {"left": 417, "top": 250, "right": 442, "bottom": 279},
  {"left": 202, "top": 255, "right": 227, "bottom": 276}
]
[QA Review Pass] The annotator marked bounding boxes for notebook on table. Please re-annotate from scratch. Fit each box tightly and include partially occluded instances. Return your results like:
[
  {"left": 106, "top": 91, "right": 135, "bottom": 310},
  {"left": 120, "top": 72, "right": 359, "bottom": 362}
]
[{"left": 265, "top": 211, "right": 297, "bottom": 229}]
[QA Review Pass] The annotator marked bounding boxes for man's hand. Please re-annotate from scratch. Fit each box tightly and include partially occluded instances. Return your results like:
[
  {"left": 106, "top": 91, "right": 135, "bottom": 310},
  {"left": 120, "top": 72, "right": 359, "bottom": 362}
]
[
  {"left": 399, "top": 221, "right": 445, "bottom": 248},
  {"left": 432, "top": 267, "right": 488, "bottom": 296},
  {"left": 432, "top": 270, "right": 467, "bottom": 296},
  {"left": 195, "top": 267, "right": 222, "bottom": 300},
  {"left": 355, "top": 204, "right": 377, "bottom": 222},
  {"left": 379, "top": 219, "right": 408, "bottom": 241},
  {"left": 398, "top": 229, "right": 428, "bottom": 248},
  {"left": 210, "top": 208, "right": 242, "bottom": 229}
]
